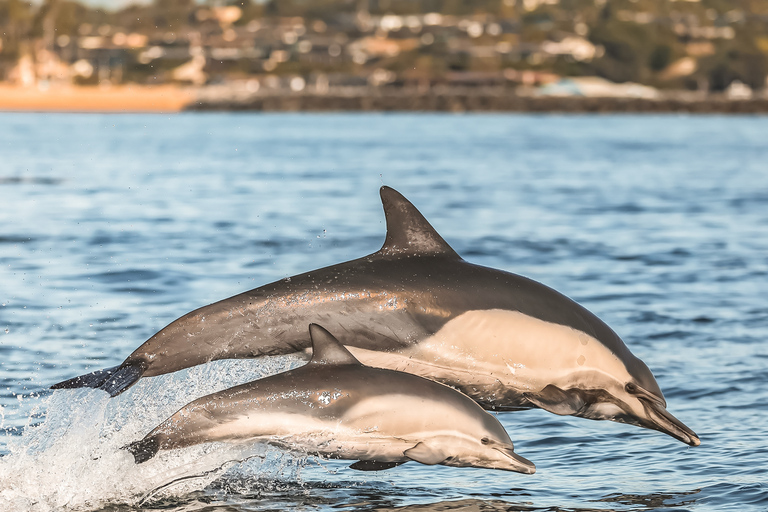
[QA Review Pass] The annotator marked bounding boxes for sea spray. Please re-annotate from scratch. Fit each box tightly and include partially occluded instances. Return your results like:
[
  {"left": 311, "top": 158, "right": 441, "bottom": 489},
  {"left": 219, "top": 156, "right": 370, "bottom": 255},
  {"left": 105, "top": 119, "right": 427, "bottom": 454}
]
[{"left": 0, "top": 355, "right": 307, "bottom": 511}]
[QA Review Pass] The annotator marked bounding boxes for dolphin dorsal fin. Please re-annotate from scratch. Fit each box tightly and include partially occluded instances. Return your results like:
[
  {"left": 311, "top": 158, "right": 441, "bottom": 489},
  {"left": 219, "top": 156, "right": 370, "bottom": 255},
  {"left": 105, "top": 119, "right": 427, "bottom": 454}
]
[
  {"left": 378, "top": 186, "right": 460, "bottom": 259},
  {"left": 308, "top": 324, "right": 361, "bottom": 366}
]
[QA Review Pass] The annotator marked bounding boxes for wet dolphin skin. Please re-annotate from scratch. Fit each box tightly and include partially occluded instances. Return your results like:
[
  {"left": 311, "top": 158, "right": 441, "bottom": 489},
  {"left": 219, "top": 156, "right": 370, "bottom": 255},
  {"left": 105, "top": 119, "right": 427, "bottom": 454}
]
[
  {"left": 125, "top": 324, "right": 537, "bottom": 475},
  {"left": 55, "top": 187, "right": 699, "bottom": 446}
]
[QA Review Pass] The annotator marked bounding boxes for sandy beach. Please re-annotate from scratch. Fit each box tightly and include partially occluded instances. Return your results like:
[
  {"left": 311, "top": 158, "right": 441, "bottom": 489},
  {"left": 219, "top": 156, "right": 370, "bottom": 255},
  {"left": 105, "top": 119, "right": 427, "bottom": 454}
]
[{"left": 0, "top": 84, "right": 195, "bottom": 113}]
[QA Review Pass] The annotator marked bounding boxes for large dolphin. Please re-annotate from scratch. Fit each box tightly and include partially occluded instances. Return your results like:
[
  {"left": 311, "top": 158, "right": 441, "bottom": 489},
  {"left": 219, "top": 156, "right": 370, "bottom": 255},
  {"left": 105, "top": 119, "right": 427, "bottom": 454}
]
[
  {"left": 54, "top": 187, "right": 700, "bottom": 446},
  {"left": 125, "top": 324, "right": 536, "bottom": 474}
]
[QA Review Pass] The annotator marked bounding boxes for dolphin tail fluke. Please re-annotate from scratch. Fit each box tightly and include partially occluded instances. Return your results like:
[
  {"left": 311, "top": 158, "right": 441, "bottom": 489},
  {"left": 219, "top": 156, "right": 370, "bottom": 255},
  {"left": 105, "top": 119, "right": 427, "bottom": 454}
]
[
  {"left": 51, "top": 365, "right": 121, "bottom": 392},
  {"left": 50, "top": 362, "right": 145, "bottom": 397},
  {"left": 124, "top": 435, "right": 160, "bottom": 464},
  {"left": 98, "top": 363, "right": 145, "bottom": 396}
]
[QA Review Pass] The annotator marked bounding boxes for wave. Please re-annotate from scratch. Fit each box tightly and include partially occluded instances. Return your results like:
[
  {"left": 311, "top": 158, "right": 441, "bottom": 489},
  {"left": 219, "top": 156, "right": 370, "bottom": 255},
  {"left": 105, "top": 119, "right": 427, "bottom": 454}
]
[{"left": 0, "top": 356, "right": 307, "bottom": 511}]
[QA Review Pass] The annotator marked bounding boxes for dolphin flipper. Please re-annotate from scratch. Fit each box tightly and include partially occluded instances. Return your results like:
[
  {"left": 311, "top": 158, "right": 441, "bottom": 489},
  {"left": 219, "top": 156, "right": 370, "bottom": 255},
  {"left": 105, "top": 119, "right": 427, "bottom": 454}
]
[
  {"left": 523, "top": 385, "right": 586, "bottom": 416},
  {"left": 51, "top": 362, "right": 145, "bottom": 397},
  {"left": 349, "top": 460, "right": 406, "bottom": 471},
  {"left": 403, "top": 442, "right": 448, "bottom": 465}
]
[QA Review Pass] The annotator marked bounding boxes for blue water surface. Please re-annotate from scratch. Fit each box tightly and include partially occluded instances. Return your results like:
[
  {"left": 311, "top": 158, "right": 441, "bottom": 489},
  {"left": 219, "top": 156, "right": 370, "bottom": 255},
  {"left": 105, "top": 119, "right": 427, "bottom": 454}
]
[{"left": 0, "top": 113, "right": 766, "bottom": 511}]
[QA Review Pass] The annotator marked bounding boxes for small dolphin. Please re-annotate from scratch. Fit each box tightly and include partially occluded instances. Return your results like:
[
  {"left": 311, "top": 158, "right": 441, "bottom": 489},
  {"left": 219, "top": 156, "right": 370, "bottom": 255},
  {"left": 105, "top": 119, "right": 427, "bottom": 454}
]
[
  {"left": 54, "top": 187, "right": 699, "bottom": 446},
  {"left": 124, "top": 324, "right": 536, "bottom": 474}
]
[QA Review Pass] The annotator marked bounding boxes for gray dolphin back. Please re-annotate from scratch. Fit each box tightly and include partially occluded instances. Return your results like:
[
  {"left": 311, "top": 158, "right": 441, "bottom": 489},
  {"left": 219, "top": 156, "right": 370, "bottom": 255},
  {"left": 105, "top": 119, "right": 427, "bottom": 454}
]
[{"left": 51, "top": 186, "right": 462, "bottom": 396}]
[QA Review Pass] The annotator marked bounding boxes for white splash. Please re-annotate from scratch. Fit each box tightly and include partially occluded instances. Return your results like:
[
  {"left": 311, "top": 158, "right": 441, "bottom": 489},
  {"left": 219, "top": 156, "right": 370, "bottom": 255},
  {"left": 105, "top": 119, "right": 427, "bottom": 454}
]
[{"left": 0, "top": 355, "right": 307, "bottom": 511}]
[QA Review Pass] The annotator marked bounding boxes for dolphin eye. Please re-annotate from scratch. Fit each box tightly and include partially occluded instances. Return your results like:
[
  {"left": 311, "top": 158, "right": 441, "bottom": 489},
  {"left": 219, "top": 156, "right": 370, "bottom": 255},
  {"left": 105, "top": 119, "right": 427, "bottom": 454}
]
[
  {"left": 481, "top": 437, "right": 490, "bottom": 445},
  {"left": 625, "top": 382, "right": 637, "bottom": 393}
]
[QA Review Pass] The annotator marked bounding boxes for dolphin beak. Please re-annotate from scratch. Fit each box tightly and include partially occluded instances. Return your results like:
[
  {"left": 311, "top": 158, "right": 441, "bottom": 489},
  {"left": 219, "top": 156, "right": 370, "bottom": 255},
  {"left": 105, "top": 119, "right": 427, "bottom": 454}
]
[
  {"left": 641, "top": 399, "right": 701, "bottom": 447},
  {"left": 491, "top": 445, "right": 537, "bottom": 474},
  {"left": 506, "top": 451, "right": 537, "bottom": 474}
]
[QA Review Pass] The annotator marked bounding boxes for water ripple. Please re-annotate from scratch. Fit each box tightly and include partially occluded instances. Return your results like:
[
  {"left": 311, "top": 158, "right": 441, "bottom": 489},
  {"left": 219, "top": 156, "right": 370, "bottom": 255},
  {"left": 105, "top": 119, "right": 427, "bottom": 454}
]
[{"left": 0, "top": 113, "right": 766, "bottom": 512}]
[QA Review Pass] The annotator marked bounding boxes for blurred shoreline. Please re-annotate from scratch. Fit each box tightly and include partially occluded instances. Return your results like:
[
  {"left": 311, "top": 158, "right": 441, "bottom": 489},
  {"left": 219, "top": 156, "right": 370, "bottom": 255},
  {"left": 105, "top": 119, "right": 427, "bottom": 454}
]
[
  {"left": 5, "top": 2, "right": 768, "bottom": 115},
  {"left": 189, "top": 86, "right": 768, "bottom": 114},
  {"left": 2, "top": 84, "right": 767, "bottom": 114}
]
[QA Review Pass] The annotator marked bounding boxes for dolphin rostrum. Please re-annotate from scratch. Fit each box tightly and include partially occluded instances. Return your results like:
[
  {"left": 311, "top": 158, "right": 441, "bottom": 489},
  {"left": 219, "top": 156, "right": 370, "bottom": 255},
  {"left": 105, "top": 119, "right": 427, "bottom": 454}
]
[
  {"left": 54, "top": 186, "right": 700, "bottom": 446},
  {"left": 125, "top": 324, "right": 537, "bottom": 474}
]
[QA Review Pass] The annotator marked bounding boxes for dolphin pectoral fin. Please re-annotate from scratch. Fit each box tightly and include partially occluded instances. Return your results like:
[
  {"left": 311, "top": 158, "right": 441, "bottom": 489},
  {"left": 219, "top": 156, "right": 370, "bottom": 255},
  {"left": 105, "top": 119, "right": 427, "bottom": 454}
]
[
  {"left": 523, "top": 385, "right": 585, "bottom": 416},
  {"left": 349, "top": 460, "right": 406, "bottom": 471},
  {"left": 403, "top": 442, "right": 448, "bottom": 466},
  {"left": 124, "top": 435, "right": 160, "bottom": 464},
  {"left": 642, "top": 399, "right": 701, "bottom": 447},
  {"left": 51, "top": 365, "right": 122, "bottom": 392}
]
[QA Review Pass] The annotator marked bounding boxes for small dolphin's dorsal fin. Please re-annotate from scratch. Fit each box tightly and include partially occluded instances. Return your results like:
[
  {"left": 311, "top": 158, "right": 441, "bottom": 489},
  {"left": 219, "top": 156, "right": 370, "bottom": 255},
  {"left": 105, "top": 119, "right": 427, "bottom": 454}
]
[
  {"left": 378, "top": 186, "right": 461, "bottom": 259},
  {"left": 308, "top": 324, "right": 361, "bottom": 366}
]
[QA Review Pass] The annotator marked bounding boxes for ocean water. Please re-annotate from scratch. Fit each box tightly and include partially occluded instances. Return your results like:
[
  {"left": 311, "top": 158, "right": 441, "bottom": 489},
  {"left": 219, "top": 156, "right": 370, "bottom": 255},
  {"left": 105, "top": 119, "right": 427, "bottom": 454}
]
[{"left": 0, "top": 112, "right": 766, "bottom": 511}]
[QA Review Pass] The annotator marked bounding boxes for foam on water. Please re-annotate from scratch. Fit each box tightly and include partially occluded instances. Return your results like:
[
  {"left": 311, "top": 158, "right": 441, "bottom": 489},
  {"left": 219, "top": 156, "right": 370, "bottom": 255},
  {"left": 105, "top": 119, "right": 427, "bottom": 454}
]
[{"left": 0, "top": 355, "right": 306, "bottom": 511}]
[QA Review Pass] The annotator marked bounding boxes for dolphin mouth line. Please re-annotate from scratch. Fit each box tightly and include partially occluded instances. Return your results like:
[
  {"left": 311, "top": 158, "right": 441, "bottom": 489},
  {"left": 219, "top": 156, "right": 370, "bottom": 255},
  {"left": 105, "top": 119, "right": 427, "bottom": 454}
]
[
  {"left": 483, "top": 438, "right": 536, "bottom": 474},
  {"left": 639, "top": 397, "right": 701, "bottom": 447},
  {"left": 494, "top": 448, "right": 537, "bottom": 474}
]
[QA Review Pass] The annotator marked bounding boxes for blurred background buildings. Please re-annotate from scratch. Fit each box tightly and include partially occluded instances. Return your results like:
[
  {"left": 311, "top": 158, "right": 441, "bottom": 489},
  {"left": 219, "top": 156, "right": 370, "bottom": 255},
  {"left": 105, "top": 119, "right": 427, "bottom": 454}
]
[{"left": 1, "top": 0, "right": 766, "bottom": 105}]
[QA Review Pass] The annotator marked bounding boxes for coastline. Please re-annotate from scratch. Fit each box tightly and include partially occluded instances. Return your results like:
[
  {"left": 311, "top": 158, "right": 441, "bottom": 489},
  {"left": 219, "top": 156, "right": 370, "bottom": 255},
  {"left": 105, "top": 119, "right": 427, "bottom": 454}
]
[
  {"left": 187, "top": 88, "right": 768, "bottom": 114},
  {"left": 1, "top": 84, "right": 767, "bottom": 114}
]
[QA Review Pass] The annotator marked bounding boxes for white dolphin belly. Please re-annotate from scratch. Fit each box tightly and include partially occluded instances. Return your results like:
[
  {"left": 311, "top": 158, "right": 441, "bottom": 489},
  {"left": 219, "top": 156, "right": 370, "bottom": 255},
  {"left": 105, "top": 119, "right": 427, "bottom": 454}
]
[
  {"left": 199, "top": 393, "right": 489, "bottom": 463},
  {"left": 349, "top": 309, "right": 633, "bottom": 395}
]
